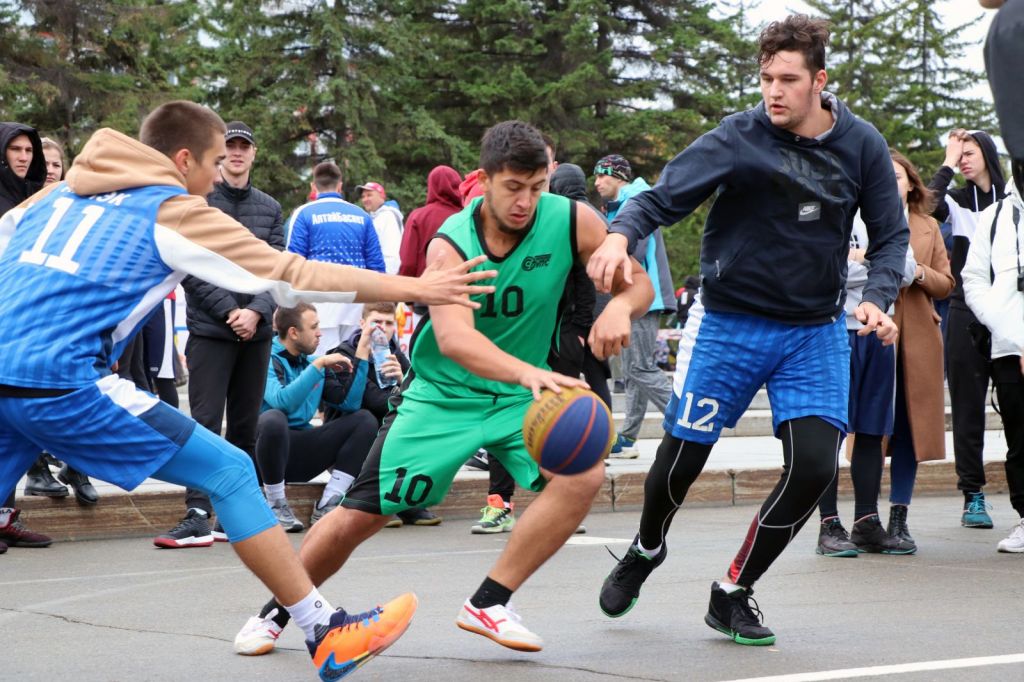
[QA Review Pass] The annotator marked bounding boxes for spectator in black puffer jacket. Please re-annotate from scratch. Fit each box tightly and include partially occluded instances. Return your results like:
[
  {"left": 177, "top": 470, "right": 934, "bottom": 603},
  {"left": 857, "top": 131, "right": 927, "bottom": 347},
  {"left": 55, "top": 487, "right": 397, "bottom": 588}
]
[{"left": 153, "top": 121, "right": 286, "bottom": 549}]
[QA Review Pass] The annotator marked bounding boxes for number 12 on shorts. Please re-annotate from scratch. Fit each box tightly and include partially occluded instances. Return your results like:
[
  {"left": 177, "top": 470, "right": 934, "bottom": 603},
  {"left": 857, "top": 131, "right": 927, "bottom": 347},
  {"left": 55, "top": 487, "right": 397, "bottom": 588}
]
[{"left": 675, "top": 392, "right": 719, "bottom": 433}]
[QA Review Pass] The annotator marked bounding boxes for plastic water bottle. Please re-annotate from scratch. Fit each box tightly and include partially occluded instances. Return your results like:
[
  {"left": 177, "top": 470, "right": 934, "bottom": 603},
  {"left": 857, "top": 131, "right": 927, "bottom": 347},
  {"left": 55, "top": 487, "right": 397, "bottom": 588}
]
[{"left": 370, "top": 326, "right": 397, "bottom": 388}]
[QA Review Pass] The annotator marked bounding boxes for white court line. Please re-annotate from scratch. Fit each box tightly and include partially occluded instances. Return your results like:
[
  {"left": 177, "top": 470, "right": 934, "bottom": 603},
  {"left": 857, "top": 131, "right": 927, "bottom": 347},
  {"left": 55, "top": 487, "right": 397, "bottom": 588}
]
[
  {"left": 722, "top": 653, "right": 1024, "bottom": 682},
  {"left": 565, "top": 535, "right": 633, "bottom": 546},
  {"left": 0, "top": 564, "right": 243, "bottom": 587}
]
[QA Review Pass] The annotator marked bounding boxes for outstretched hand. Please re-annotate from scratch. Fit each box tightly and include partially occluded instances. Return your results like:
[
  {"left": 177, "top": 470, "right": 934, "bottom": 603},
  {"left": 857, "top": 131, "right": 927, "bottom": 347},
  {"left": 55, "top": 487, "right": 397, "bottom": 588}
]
[
  {"left": 518, "top": 366, "right": 589, "bottom": 401},
  {"left": 854, "top": 302, "right": 898, "bottom": 346},
  {"left": 418, "top": 255, "right": 497, "bottom": 308}
]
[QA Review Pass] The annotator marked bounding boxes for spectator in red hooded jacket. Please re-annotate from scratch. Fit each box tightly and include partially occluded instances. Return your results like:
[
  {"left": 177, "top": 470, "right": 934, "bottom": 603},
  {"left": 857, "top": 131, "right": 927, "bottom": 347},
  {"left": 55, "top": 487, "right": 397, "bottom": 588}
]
[{"left": 398, "top": 165, "right": 463, "bottom": 280}]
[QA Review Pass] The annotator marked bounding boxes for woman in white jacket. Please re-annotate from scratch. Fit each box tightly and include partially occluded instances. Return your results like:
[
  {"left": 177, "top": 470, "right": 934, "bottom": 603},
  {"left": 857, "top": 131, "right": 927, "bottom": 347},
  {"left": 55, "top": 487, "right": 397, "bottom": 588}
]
[{"left": 962, "top": 178, "right": 1024, "bottom": 552}]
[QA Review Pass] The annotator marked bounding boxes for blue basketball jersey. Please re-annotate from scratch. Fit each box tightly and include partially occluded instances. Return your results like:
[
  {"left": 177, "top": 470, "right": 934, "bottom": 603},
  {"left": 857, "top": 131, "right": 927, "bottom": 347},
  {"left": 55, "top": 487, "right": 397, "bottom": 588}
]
[{"left": 0, "top": 183, "right": 186, "bottom": 388}]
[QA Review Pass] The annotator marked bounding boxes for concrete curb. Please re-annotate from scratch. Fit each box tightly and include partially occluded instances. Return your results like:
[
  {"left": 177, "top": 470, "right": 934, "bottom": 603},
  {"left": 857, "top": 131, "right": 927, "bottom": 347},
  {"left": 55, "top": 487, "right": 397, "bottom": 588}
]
[{"left": 17, "top": 460, "right": 1011, "bottom": 542}]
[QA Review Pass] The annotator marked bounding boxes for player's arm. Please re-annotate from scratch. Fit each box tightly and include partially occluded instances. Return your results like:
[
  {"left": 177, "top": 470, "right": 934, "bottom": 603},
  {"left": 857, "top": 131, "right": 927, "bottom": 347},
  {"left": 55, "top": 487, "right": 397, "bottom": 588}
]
[
  {"left": 156, "top": 198, "right": 496, "bottom": 310},
  {"left": 576, "top": 203, "right": 654, "bottom": 360},
  {"left": 588, "top": 125, "right": 733, "bottom": 292},
  {"left": 426, "top": 238, "right": 588, "bottom": 399}
]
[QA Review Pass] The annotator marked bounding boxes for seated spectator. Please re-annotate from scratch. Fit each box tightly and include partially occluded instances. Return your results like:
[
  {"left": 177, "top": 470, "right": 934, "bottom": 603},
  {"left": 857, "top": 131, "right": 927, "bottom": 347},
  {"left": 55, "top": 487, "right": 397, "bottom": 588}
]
[
  {"left": 326, "top": 302, "right": 441, "bottom": 527},
  {"left": 256, "top": 303, "right": 380, "bottom": 530}
]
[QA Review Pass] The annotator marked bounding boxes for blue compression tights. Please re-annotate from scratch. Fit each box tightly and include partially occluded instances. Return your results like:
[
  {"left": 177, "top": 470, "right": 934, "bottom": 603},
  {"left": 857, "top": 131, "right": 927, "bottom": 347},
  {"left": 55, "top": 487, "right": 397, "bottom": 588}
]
[{"left": 153, "top": 426, "right": 275, "bottom": 542}]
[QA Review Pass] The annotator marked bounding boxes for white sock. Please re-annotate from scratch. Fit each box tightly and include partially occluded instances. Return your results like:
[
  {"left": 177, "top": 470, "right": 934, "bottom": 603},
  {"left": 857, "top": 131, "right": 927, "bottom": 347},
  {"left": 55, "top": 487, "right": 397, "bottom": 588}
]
[
  {"left": 264, "top": 481, "right": 286, "bottom": 504},
  {"left": 718, "top": 580, "right": 744, "bottom": 594},
  {"left": 637, "top": 540, "right": 662, "bottom": 559},
  {"left": 320, "top": 471, "right": 355, "bottom": 506},
  {"left": 284, "top": 588, "right": 334, "bottom": 641},
  {"left": 0, "top": 507, "right": 13, "bottom": 526}
]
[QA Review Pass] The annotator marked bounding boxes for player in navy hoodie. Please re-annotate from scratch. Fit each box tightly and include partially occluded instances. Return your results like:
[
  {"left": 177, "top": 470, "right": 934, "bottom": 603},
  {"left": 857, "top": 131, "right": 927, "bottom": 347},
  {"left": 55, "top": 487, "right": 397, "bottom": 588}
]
[{"left": 591, "top": 15, "right": 908, "bottom": 646}]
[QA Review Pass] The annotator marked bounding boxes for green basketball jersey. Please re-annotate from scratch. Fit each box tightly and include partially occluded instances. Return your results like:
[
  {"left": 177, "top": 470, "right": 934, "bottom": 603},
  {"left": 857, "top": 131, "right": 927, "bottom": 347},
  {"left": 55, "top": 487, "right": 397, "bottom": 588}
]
[{"left": 411, "top": 193, "right": 577, "bottom": 397}]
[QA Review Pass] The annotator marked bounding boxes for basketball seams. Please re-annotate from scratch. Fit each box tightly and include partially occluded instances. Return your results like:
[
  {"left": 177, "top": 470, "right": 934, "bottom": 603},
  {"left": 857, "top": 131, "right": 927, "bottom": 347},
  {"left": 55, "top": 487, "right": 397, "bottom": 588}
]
[
  {"left": 523, "top": 387, "right": 613, "bottom": 475},
  {"left": 547, "top": 399, "right": 596, "bottom": 474}
]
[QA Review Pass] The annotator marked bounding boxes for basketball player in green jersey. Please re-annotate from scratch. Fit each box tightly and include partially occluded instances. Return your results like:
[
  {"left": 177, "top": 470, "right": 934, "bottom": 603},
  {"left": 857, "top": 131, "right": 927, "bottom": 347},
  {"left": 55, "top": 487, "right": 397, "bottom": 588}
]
[{"left": 234, "top": 120, "right": 653, "bottom": 656}]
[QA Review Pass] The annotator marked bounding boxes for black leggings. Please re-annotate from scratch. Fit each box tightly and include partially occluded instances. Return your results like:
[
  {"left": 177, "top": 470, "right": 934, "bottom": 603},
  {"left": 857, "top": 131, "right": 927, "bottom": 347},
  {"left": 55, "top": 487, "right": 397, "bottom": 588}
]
[
  {"left": 993, "top": 357, "right": 1024, "bottom": 516},
  {"left": 638, "top": 416, "right": 840, "bottom": 587},
  {"left": 254, "top": 409, "right": 378, "bottom": 485},
  {"left": 818, "top": 434, "right": 884, "bottom": 520},
  {"left": 152, "top": 378, "right": 179, "bottom": 408}
]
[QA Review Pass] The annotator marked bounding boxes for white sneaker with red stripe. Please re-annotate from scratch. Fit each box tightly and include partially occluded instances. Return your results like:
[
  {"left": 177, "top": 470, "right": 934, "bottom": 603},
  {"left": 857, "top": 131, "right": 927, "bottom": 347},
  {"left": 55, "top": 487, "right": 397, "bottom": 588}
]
[
  {"left": 233, "top": 612, "right": 283, "bottom": 656},
  {"left": 455, "top": 600, "right": 543, "bottom": 652}
]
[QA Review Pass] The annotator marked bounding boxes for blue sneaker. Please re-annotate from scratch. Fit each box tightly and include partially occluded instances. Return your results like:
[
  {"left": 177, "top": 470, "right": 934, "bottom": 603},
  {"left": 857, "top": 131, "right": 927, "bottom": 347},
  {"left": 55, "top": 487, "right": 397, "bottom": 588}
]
[
  {"left": 608, "top": 433, "right": 639, "bottom": 459},
  {"left": 962, "top": 492, "right": 994, "bottom": 528}
]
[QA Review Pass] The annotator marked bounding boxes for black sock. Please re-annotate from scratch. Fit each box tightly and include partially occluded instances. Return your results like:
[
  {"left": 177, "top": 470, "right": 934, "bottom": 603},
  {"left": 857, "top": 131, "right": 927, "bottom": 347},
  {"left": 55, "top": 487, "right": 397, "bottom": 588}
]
[
  {"left": 964, "top": 491, "right": 979, "bottom": 505},
  {"left": 260, "top": 597, "right": 291, "bottom": 628},
  {"left": 469, "top": 576, "right": 513, "bottom": 609}
]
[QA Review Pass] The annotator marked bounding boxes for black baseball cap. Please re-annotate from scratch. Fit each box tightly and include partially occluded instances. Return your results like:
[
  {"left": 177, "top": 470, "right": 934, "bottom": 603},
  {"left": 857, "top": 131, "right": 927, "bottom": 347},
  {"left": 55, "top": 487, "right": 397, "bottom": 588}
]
[{"left": 224, "top": 121, "right": 255, "bottom": 145}]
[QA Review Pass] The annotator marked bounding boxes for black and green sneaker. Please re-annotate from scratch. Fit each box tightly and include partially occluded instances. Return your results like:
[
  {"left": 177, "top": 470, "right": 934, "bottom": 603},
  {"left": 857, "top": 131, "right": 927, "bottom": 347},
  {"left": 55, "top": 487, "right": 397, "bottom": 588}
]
[
  {"left": 851, "top": 514, "right": 916, "bottom": 555},
  {"left": 704, "top": 581, "right": 776, "bottom": 646},
  {"left": 816, "top": 518, "right": 859, "bottom": 558},
  {"left": 598, "top": 536, "right": 667, "bottom": 617}
]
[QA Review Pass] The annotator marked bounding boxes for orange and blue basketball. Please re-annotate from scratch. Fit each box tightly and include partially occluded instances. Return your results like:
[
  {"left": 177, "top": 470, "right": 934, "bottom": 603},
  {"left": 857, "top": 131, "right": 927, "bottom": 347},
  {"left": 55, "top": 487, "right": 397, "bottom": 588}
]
[{"left": 522, "top": 387, "right": 614, "bottom": 474}]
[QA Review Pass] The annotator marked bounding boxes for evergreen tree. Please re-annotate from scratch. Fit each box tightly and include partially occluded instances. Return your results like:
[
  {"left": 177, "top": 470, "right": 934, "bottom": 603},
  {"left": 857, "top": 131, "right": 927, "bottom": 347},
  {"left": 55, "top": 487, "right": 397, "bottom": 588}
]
[
  {"left": 200, "top": 0, "right": 394, "bottom": 210},
  {"left": 0, "top": 0, "right": 204, "bottom": 152},
  {"left": 896, "top": 0, "right": 995, "bottom": 171}
]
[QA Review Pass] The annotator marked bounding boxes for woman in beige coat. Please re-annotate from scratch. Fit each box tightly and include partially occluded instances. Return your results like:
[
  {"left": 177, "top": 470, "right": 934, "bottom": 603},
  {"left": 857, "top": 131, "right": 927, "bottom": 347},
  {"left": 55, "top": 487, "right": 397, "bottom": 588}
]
[{"left": 886, "top": 150, "right": 955, "bottom": 549}]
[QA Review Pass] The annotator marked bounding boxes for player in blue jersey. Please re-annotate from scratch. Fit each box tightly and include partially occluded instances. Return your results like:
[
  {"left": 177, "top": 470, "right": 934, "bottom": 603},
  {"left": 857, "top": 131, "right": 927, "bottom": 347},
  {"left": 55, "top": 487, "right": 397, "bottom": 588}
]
[
  {"left": 589, "top": 16, "right": 908, "bottom": 646},
  {"left": 0, "top": 100, "right": 495, "bottom": 679}
]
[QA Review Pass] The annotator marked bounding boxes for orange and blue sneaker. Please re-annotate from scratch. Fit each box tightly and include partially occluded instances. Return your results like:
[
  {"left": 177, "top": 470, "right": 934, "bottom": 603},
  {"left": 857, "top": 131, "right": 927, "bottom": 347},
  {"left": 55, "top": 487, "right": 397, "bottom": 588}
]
[{"left": 308, "top": 592, "right": 418, "bottom": 680}]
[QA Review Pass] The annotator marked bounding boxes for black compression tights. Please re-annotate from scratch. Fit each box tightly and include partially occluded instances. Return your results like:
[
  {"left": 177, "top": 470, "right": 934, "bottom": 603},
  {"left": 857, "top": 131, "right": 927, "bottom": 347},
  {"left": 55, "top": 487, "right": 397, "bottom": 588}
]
[{"left": 638, "top": 416, "right": 841, "bottom": 587}]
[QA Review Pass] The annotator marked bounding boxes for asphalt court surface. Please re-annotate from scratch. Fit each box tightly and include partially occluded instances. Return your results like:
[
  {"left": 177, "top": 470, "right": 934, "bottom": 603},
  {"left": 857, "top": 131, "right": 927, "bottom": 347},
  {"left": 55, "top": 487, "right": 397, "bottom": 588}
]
[{"left": 4, "top": 495, "right": 1024, "bottom": 681}]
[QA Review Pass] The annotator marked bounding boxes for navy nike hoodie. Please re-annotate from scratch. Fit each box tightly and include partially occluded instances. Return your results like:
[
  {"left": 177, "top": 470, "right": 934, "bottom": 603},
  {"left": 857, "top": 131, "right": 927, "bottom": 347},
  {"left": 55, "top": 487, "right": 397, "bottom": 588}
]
[{"left": 609, "top": 94, "right": 909, "bottom": 325}]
